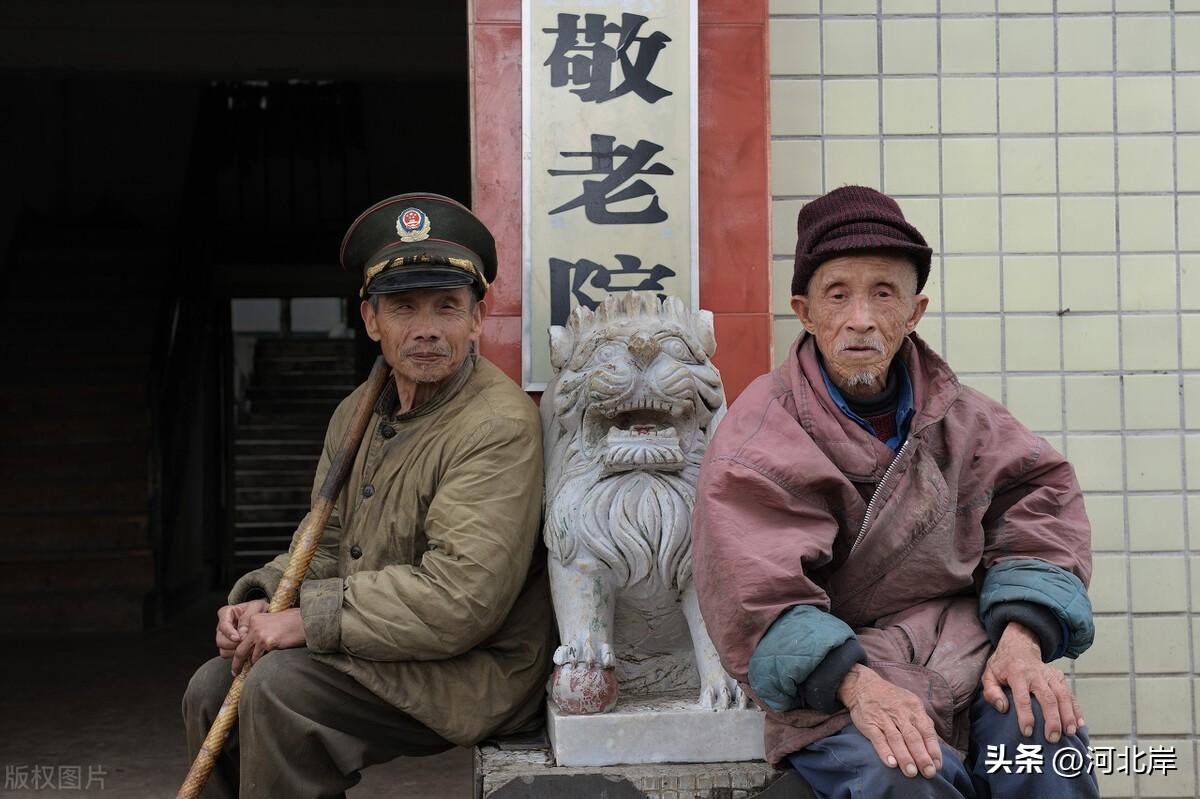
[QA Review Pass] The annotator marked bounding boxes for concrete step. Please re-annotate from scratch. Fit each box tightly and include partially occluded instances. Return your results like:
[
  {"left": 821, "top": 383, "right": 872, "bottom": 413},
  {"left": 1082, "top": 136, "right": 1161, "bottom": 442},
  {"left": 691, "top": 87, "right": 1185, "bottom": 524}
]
[
  {"left": 236, "top": 423, "right": 327, "bottom": 442},
  {"left": 248, "top": 370, "right": 355, "bottom": 388},
  {"left": 0, "top": 549, "right": 155, "bottom": 593},
  {"left": 256, "top": 354, "right": 355, "bottom": 372},
  {"left": 234, "top": 453, "right": 321, "bottom": 472},
  {"left": 0, "top": 414, "right": 148, "bottom": 444},
  {"left": 235, "top": 486, "right": 312, "bottom": 505},
  {"left": 0, "top": 338, "right": 154, "bottom": 362},
  {"left": 239, "top": 412, "right": 332, "bottom": 427},
  {"left": 1, "top": 359, "right": 149, "bottom": 386},
  {"left": 255, "top": 338, "right": 355, "bottom": 357},
  {"left": 0, "top": 300, "right": 160, "bottom": 324},
  {"left": 0, "top": 442, "right": 146, "bottom": 480},
  {"left": 234, "top": 469, "right": 313, "bottom": 488},
  {"left": 0, "top": 589, "right": 147, "bottom": 633},
  {"left": 234, "top": 439, "right": 323, "bottom": 456},
  {"left": 0, "top": 477, "right": 147, "bottom": 515},
  {"left": 0, "top": 512, "right": 149, "bottom": 552},
  {"left": 235, "top": 520, "right": 301, "bottom": 534},
  {"left": 234, "top": 503, "right": 309, "bottom": 524},
  {"left": 246, "top": 398, "right": 343, "bottom": 416},
  {"left": 248, "top": 385, "right": 350, "bottom": 401},
  {"left": 233, "top": 548, "right": 290, "bottom": 568},
  {"left": 0, "top": 384, "right": 145, "bottom": 415}
]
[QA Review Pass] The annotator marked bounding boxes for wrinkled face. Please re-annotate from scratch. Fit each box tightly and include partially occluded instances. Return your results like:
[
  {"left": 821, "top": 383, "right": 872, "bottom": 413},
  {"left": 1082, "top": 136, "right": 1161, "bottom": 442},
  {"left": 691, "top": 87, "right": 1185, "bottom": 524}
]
[
  {"left": 361, "top": 287, "right": 485, "bottom": 392},
  {"left": 550, "top": 315, "right": 723, "bottom": 477},
  {"left": 791, "top": 254, "right": 927, "bottom": 397}
]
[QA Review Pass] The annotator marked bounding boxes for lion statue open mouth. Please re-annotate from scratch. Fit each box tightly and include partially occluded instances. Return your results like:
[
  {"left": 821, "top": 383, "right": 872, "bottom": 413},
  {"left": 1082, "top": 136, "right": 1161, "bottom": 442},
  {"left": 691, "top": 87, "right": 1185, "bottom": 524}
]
[{"left": 542, "top": 292, "right": 747, "bottom": 714}]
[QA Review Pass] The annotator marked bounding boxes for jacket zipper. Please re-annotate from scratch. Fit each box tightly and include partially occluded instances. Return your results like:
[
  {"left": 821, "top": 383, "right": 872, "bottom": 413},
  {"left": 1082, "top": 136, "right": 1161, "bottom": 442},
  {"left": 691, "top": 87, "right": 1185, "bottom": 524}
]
[{"left": 849, "top": 438, "right": 912, "bottom": 556}]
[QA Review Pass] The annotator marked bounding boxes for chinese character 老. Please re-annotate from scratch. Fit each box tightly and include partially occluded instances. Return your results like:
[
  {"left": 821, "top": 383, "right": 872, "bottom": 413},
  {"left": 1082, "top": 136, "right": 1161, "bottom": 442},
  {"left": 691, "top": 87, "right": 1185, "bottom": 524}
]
[
  {"left": 543, "top": 13, "right": 673, "bottom": 104},
  {"left": 548, "top": 134, "right": 674, "bottom": 224}
]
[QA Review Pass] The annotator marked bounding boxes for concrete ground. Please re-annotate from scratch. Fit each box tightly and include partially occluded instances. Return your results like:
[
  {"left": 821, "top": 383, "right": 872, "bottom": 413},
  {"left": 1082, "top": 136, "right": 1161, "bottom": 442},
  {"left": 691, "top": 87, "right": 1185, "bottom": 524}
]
[{"left": 0, "top": 593, "right": 473, "bottom": 798}]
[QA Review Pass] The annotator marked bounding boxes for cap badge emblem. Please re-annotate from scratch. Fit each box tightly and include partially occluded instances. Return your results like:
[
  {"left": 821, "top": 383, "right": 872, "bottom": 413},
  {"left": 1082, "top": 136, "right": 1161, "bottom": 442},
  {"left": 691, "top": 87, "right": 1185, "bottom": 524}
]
[{"left": 396, "top": 208, "right": 431, "bottom": 242}]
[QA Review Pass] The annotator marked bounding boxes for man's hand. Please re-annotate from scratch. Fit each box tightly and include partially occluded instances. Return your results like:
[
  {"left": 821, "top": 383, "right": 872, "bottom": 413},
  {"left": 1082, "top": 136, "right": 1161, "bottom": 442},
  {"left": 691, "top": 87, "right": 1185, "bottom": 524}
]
[
  {"left": 216, "top": 599, "right": 269, "bottom": 658},
  {"left": 837, "top": 663, "right": 943, "bottom": 779},
  {"left": 230, "top": 608, "right": 307, "bottom": 675},
  {"left": 981, "top": 621, "right": 1084, "bottom": 743}
]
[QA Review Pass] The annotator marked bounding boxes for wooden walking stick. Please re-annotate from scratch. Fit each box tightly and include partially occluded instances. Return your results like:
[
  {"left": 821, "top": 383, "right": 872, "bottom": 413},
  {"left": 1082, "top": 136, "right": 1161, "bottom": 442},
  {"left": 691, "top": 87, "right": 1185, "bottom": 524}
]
[{"left": 178, "top": 355, "right": 391, "bottom": 799}]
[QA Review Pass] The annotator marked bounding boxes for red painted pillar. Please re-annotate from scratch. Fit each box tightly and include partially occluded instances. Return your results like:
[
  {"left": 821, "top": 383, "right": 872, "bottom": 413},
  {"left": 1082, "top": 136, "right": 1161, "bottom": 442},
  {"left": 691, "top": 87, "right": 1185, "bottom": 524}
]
[
  {"left": 468, "top": 0, "right": 524, "bottom": 381},
  {"left": 468, "top": 0, "right": 772, "bottom": 402},
  {"left": 697, "top": 0, "right": 773, "bottom": 401}
]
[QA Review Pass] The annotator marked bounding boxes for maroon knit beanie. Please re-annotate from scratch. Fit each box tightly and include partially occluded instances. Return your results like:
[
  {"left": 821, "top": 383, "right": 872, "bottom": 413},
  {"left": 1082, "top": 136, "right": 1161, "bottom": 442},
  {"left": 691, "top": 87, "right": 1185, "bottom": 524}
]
[{"left": 791, "top": 186, "right": 933, "bottom": 295}]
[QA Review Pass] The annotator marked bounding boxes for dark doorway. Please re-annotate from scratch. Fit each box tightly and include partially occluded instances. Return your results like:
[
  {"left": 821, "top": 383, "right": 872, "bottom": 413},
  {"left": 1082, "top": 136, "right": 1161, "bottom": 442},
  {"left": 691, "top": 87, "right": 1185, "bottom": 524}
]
[
  {"left": 226, "top": 297, "right": 356, "bottom": 583},
  {"left": 0, "top": 4, "right": 470, "bottom": 631}
]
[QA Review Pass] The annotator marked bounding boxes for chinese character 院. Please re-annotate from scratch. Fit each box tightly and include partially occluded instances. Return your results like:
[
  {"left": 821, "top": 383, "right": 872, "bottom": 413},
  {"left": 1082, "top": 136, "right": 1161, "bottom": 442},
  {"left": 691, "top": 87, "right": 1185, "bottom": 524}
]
[
  {"left": 542, "top": 12, "right": 673, "bottom": 104},
  {"left": 548, "top": 134, "right": 674, "bottom": 224},
  {"left": 548, "top": 254, "right": 677, "bottom": 325}
]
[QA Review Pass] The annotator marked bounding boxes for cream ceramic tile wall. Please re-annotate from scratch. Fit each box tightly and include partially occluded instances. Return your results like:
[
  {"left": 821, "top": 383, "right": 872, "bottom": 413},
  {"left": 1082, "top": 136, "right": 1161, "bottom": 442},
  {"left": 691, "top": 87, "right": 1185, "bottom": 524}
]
[{"left": 769, "top": 3, "right": 1199, "bottom": 795}]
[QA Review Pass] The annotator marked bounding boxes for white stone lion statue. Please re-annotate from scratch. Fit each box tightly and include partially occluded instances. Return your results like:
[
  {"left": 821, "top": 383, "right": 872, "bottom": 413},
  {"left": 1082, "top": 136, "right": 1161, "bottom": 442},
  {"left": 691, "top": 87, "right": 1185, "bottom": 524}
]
[{"left": 542, "top": 292, "right": 748, "bottom": 714}]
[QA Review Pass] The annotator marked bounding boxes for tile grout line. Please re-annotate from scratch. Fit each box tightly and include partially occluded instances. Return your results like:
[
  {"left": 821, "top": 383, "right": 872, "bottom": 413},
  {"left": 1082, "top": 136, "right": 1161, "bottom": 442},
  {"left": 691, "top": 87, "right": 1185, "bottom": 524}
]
[
  {"left": 773, "top": 68, "right": 1200, "bottom": 80},
  {"left": 772, "top": 9, "right": 1199, "bottom": 20},
  {"left": 819, "top": 0, "right": 828, "bottom": 194},
  {"left": 937, "top": 0, "right": 949, "bottom": 354},
  {"left": 877, "top": 0, "right": 886, "bottom": 193},
  {"left": 1050, "top": 0, "right": 1080, "bottom": 695},
  {"left": 1108, "top": 5, "right": 1142, "bottom": 789},
  {"left": 1167, "top": 0, "right": 1200, "bottom": 786},
  {"left": 994, "top": 1, "right": 1008, "bottom": 406}
]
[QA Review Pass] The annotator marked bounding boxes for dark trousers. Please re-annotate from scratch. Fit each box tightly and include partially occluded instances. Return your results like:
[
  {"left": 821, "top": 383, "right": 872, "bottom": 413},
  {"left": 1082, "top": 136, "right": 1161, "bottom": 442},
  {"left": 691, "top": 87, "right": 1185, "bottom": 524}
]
[
  {"left": 182, "top": 649, "right": 452, "bottom": 799},
  {"left": 789, "top": 689, "right": 1100, "bottom": 799}
]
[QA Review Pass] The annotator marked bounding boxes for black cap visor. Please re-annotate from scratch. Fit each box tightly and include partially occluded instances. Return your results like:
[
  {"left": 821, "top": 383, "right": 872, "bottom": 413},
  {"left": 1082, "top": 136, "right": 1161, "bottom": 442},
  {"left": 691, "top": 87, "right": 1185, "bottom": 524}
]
[
  {"left": 363, "top": 239, "right": 485, "bottom": 295},
  {"left": 367, "top": 264, "right": 477, "bottom": 294}
]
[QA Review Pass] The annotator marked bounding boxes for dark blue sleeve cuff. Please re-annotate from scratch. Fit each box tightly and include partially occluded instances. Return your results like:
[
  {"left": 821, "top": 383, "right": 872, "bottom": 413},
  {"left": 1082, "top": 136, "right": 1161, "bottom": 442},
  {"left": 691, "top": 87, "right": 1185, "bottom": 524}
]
[
  {"left": 801, "top": 638, "right": 869, "bottom": 713},
  {"left": 983, "top": 600, "right": 1067, "bottom": 662}
]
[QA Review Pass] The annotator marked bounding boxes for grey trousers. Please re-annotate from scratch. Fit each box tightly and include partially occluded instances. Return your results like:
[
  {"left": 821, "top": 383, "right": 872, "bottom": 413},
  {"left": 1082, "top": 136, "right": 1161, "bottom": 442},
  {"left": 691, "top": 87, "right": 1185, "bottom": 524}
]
[{"left": 182, "top": 649, "right": 453, "bottom": 799}]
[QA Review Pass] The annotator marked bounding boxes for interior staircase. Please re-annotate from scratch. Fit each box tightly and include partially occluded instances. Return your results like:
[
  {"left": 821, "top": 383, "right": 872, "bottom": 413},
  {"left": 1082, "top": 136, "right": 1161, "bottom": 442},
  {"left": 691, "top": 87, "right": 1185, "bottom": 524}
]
[
  {"left": 0, "top": 229, "right": 163, "bottom": 632},
  {"left": 231, "top": 337, "right": 356, "bottom": 576}
]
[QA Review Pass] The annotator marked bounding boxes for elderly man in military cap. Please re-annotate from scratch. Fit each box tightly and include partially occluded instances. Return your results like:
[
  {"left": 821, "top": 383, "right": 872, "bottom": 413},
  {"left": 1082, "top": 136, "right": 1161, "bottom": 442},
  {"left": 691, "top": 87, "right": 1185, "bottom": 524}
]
[
  {"left": 183, "top": 193, "right": 555, "bottom": 798},
  {"left": 692, "top": 186, "right": 1098, "bottom": 798}
]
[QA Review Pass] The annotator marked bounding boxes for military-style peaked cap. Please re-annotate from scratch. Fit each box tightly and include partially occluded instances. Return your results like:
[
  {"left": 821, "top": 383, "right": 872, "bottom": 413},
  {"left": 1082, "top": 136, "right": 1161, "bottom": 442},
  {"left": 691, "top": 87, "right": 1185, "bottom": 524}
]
[{"left": 340, "top": 193, "right": 497, "bottom": 298}]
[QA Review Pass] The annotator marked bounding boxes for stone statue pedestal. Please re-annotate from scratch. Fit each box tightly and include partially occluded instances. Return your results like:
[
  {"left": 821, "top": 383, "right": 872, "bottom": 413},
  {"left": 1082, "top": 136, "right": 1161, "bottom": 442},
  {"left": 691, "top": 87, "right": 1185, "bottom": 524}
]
[
  {"left": 475, "top": 732, "right": 813, "bottom": 799},
  {"left": 547, "top": 695, "right": 765, "bottom": 767}
]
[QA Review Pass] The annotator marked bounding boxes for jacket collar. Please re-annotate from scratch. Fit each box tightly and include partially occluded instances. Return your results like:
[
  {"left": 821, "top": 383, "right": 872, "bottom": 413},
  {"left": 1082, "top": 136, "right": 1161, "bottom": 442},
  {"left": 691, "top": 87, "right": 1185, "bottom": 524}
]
[
  {"left": 817, "top": 358, "right": 915, "bottom": 452},
  {"left": 375, "top": 352, "right": 477, "bottom": 422},
  {"left": 780, "top": 332, "right": 961, "bottom": 480}
]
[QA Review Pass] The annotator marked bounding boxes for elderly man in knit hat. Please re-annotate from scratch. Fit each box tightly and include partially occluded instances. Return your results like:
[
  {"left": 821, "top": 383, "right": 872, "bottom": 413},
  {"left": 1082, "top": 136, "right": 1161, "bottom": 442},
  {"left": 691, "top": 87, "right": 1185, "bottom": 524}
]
[
  {"left": 182, "top": 193, "right": 555, "bottom": 798},
  {"left": 692, "top": 186, "right": 1097, "bottom": 798}
]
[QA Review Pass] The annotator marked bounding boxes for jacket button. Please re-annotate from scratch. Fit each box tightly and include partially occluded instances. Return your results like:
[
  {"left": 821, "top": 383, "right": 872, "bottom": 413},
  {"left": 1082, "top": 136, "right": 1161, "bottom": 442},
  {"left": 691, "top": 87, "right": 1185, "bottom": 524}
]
[
  {"left": 380, "top": 424, "right": 395, "bottom": 439},
  {"left": 350, "top": 545, "right": 363, "bottom": 559},
  {"left": 362, "top": 484, "right": 375, "bottom": 498}
]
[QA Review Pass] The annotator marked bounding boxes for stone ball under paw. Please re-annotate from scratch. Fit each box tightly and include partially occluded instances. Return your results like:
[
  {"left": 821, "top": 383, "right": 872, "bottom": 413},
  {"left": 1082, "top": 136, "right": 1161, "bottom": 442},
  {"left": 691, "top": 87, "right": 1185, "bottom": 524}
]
[{"left": 549, "top": 664, "right": 619, "bottom": 715}]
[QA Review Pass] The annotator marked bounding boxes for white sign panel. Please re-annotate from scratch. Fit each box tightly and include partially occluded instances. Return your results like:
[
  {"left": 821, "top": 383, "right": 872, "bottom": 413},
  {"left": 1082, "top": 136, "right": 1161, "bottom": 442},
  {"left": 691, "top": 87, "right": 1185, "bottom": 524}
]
[{"left": 522, "top": 0, "right": 698, "bottom": 389}]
